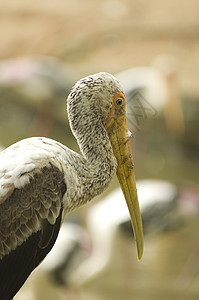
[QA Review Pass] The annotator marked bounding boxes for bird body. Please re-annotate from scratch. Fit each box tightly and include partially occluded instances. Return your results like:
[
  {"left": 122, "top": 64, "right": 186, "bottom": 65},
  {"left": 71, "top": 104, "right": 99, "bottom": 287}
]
[{"left": 0, "top": 72, "right": 143, "bottom": 299}]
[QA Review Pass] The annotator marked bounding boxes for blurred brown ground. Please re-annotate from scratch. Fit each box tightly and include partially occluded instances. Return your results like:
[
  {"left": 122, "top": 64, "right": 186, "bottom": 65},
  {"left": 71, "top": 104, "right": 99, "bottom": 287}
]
[{"left": 0, "top": 0, "right": 199, "bottom": 96}]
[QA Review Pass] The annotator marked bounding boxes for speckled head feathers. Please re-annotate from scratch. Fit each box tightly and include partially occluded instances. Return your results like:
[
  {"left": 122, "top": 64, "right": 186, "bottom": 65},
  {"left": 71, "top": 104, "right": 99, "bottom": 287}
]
[
  {"left": 69, "top": 72, "right": 123, "bottom": 98},
  {"left": 67, "top": 72, "right": 124, "bottom": 136}
]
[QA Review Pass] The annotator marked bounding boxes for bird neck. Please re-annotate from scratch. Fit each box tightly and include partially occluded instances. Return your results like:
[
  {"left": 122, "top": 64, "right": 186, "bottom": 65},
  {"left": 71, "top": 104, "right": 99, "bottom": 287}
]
[
  {"left": 66, "top": 119, "right": 117, "bottom": 210},
  {"left": 80, "top": 120, "right": 117, "bottom": 184}
]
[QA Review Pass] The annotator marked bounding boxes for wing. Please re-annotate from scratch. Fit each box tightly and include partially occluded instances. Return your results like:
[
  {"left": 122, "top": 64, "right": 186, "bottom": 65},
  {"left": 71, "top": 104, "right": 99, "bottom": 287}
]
[{"left": 0, "top": 164, "right": 67, "bottom": 299}]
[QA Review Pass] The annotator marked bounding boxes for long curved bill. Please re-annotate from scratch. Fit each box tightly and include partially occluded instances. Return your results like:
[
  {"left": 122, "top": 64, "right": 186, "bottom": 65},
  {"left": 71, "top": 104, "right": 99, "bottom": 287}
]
[{"left": 105, "top": 93, "right": 144, "bottom": 260}]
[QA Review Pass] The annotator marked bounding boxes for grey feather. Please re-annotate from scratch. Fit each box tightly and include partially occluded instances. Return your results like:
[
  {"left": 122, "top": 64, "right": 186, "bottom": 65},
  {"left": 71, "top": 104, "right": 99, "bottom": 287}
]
[{"left": 0, "top": 164, "right": 66, "bottom": 259}]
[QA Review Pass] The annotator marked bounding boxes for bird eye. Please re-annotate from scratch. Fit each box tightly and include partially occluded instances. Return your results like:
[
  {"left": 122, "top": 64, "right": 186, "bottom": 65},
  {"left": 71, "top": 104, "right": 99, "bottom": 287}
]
[{"left": 116, "top": 98, "right": 123, "bottom": 105}]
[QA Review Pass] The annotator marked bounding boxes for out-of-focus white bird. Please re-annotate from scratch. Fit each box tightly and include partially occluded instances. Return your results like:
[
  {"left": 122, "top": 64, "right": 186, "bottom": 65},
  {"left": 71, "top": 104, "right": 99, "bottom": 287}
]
[
  {"left": 0, "top": 56, "right": 75, "bottom": 102},
  {"left": 70, "top": 179, "right": 178, "bottom": 285},
  {"left": 0, "top": 56, "right": 76, "bottom": 137},
  {"left": 115, "top": 55, "right": 185, "bottom": 136}
]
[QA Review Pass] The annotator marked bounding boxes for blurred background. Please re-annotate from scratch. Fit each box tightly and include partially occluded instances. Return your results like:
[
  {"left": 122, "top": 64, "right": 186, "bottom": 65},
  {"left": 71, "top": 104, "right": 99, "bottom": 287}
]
[{"left": 0, "top": 0, "right": 199, "bottom": 299}]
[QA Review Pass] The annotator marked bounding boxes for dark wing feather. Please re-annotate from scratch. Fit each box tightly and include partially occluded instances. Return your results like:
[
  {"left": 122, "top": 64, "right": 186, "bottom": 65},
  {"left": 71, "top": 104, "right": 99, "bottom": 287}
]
[{"left": 0, "top": 164, "right": 67, "bottom": 299}]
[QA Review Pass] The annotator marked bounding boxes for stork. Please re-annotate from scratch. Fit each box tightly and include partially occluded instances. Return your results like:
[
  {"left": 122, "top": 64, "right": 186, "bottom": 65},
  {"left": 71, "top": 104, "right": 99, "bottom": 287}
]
[{"left": 0, "top": 72, "right": 143, "bottom": 299}]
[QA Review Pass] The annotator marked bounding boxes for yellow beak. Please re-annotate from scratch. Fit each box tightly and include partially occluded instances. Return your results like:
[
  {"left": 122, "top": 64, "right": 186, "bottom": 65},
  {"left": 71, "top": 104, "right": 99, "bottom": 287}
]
[{"left": 105, "top": 93, "right": 144, "bottom": 260}]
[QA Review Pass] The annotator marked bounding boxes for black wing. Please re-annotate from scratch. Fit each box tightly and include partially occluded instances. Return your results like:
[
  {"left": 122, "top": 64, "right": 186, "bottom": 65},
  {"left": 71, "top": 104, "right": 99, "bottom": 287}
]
[{"left": 0, "top": 164, "right": 67, "bottom": 299}]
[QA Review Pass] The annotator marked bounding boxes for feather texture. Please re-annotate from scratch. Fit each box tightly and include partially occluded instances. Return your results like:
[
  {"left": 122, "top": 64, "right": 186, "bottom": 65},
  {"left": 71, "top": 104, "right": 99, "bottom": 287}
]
[
  {"left": 0, "top": 164, "right": 66, "bottom": 258},
  {"left": 0, "top": 205, "right": 63, "bottom": 299}
]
